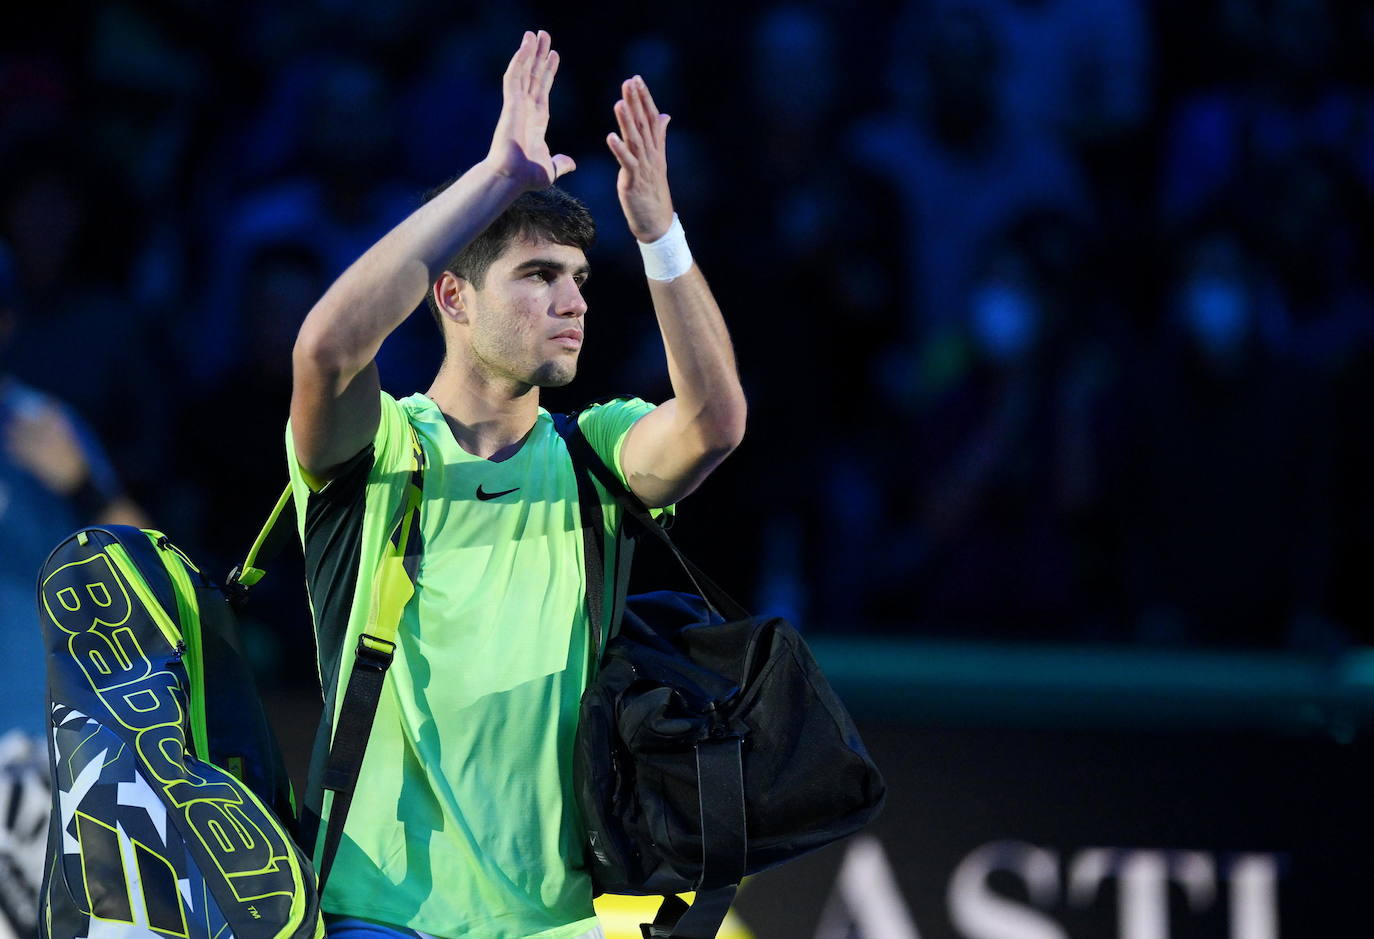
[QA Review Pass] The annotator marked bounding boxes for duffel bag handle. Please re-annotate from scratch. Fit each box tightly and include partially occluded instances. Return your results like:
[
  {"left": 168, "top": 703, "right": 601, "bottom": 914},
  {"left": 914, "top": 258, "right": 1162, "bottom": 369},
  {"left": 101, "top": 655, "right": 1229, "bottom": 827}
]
[{"left": 642, "top": 736, "right": 746, "bottom": 939}]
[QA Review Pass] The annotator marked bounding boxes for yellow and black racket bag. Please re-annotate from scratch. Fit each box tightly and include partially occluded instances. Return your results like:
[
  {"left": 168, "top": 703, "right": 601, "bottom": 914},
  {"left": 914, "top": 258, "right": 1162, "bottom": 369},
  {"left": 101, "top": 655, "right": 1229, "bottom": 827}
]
[{"left": 35, "top": 525, "right": 322, "bottom": 939}]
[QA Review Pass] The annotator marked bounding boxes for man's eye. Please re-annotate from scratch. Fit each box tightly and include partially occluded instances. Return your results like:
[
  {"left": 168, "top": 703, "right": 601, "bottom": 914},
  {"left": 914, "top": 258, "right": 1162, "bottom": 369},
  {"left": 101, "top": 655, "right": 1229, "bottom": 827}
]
[{"left": 528, "top": 271, "right": 549, "bottom": 282}]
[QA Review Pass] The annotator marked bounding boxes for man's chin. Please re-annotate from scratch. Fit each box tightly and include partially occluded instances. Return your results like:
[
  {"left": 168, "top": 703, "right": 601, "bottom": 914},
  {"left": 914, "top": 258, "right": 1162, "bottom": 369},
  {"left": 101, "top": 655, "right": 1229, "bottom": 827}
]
[{"left": 531, "top": 361, "right": 577, "bottom": 388}]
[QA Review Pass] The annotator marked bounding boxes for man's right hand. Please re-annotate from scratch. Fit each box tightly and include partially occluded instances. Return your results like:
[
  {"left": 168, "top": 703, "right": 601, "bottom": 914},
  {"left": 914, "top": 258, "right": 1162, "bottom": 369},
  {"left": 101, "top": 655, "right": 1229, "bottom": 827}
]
[
  {"left": 484, "top": 30, "right": 575, "bottom": 190},
  {"left": 291, "top": 31, "right": 574, "bottom": 486}
]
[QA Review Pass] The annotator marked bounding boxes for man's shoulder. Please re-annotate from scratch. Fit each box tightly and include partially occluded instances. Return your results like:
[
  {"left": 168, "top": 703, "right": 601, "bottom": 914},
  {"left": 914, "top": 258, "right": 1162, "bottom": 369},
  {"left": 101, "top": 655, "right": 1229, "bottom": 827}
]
[
  {"left": 364, "top": 390, "right": 431, "bottom": 471},
  {"left": 573, "top": 394, "right": 653, "bottom": 425}
]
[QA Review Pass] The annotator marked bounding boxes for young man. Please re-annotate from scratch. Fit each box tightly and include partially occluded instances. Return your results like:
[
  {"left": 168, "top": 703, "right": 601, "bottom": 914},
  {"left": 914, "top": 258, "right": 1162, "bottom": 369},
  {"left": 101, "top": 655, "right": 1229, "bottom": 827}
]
[{"left": 286, "top": 31, "right": 746, "bottom": 939}]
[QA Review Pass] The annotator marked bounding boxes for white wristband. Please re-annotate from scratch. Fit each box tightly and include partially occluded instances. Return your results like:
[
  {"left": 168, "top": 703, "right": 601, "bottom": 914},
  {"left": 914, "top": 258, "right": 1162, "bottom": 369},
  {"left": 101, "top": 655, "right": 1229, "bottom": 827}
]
[{"left": 638, "top": 213, "right": 693, "bottom": 282}]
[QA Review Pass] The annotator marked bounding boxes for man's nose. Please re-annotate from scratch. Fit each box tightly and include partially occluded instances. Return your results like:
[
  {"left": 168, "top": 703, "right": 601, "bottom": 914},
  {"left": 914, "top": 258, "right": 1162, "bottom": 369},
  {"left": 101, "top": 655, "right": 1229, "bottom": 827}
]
[{"left": 558, "top": 280, "right": 588, "bottom": 317}]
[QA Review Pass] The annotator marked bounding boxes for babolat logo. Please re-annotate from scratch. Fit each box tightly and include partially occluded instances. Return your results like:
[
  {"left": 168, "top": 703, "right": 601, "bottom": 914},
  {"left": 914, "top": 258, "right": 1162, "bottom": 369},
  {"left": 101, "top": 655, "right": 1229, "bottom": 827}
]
[{"left": 42, "top": 548, "right": 301, "bottom": 925}]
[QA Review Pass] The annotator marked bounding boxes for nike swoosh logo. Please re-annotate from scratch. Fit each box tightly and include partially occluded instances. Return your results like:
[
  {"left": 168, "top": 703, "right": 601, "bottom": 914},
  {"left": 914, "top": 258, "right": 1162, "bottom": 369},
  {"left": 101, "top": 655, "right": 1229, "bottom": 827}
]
[{"left": 475, "top": 485, "right": 520, "bottom": 502}]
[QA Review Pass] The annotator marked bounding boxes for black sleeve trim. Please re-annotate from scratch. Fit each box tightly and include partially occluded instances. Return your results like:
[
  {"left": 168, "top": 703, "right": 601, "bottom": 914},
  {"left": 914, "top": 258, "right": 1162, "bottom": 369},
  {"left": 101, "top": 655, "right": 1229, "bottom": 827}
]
[{"left": 303, "top": 443, "right": 374, "bottom": 701}]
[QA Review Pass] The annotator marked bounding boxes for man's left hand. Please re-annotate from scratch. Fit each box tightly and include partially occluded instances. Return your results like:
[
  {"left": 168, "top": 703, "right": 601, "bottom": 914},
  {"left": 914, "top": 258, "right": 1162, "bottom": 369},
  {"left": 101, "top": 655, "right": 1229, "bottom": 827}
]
[{"left": 607, "top": 75, "right": 674, "bottom": 243}]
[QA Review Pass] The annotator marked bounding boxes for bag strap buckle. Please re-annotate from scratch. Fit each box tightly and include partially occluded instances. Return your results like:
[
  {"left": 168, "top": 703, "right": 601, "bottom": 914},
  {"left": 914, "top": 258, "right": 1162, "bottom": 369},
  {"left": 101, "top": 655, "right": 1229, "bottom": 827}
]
[
  {"left": 354, "top": 633, "right": 397, "bottom": 670},
  {"left": 223, "top": 565, "right": 250, "bottom": 608}
]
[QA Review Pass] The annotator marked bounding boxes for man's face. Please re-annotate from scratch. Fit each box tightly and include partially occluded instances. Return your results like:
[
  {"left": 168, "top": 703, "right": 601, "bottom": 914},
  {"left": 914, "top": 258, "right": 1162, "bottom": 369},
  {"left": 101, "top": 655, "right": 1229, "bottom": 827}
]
[{"left": 463, "top": 238, "right": 590, "bottom": 388}]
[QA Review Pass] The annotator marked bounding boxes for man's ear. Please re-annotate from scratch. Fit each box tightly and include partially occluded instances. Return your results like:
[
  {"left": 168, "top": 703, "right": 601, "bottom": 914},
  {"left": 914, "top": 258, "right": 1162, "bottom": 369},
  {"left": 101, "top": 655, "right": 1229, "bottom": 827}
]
[{"left": 434, "top": 271, "right": 473, "bottom": 325}]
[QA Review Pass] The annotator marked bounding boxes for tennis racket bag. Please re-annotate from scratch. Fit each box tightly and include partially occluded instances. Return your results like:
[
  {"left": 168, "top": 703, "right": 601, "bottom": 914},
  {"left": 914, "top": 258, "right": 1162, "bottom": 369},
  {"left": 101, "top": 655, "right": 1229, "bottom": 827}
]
[{"left": 36, "top": 525, "right": 323, "bottom": 939}]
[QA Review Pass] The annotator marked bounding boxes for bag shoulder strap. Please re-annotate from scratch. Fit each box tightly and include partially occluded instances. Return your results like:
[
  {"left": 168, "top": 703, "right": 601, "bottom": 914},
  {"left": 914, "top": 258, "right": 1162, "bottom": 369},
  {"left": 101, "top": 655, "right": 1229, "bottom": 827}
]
[
  {"left": 226, "top": 485, "right": 295, "bottom": 604},
  {"left": 555, "top": 414, "right": 749, "bottom": 622},
  {"left": 553, "top": 412, "right": 612, "bottom": 666},
  {"left": 298, "top": 426, "right": 426, "bottom": 893},
  {"left": 556, "top": 413, "right": 750, "bottom": 939}
]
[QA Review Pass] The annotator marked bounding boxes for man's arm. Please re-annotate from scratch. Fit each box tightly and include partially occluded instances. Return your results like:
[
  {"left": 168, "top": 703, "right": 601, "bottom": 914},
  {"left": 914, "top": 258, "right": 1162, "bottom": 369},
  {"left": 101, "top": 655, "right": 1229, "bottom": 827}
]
[
  {"left": 606, "top": 76, "right": 747, "bottom": 508},
  {"left": 290, "top": 30, "right": 573, "bottom": 485}
]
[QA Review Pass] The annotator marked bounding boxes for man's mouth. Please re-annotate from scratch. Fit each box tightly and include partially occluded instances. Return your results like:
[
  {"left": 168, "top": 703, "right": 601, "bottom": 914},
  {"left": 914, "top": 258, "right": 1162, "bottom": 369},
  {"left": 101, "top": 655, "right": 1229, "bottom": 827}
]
[{"left": 551, "top": 329, "right": 583, "bottom": 349}]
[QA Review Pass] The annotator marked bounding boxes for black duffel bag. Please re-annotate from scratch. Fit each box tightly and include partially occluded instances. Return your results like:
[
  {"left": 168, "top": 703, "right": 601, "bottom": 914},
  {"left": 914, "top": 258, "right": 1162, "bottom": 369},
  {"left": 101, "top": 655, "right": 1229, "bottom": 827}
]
[{"left": 557, "top": 416, "right": 886, "bottom": 939}]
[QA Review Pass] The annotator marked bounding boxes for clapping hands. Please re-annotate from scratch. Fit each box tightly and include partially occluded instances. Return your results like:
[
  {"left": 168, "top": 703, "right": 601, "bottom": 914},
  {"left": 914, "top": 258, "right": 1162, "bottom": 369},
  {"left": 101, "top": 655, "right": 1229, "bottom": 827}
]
[
  {"left": 485, "top": 30, "right": 576, "bottom": 191},
  {"left": 606, "top": 75, "right": 675, "bottom": 243}
]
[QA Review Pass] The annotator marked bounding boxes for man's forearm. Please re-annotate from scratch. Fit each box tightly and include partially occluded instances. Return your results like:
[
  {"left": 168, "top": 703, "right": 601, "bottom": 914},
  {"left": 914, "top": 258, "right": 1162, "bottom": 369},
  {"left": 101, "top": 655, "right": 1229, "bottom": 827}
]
[
  {"left": 289, "top": 32, "right": 571, "bottom": 483},
  {"left": 647, "top": 265, "right": 747, "bottom": 449},
  {"left": 604, "top": 73, "right": 744, "bottom": 450},
  {"left": 295, "top": 161, "right": 523, "bottom": 372}
]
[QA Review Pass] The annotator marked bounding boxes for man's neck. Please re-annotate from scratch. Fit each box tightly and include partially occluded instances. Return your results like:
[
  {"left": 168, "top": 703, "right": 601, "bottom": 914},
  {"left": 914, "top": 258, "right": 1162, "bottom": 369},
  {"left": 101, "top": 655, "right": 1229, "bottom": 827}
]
[{"left": 425, "top": 361, "right": 542, "bottom": 462}]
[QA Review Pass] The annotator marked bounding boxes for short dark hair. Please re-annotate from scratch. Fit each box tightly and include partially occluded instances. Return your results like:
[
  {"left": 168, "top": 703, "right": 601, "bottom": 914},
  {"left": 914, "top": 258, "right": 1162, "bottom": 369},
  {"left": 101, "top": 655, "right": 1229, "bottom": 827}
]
[{"left": 423, "top": 184, "right": 596, "bottom": 329}]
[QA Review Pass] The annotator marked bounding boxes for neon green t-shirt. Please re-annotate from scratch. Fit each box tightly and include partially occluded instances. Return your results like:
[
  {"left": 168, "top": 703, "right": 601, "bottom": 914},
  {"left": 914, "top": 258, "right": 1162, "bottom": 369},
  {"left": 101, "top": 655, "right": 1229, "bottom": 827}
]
[{"left": 285, "top": 392, "right": 659, "bottom": 939}]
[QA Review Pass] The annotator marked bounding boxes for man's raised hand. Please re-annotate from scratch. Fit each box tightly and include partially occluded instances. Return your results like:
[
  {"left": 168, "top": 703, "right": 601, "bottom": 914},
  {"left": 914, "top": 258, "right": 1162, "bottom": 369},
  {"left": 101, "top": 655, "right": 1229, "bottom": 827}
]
[
  {"left": 607, "top": 75, "right": 674, "bottom": 243},
  {"left": 486, "top": 30, "right": 575, "bottom": 190}
]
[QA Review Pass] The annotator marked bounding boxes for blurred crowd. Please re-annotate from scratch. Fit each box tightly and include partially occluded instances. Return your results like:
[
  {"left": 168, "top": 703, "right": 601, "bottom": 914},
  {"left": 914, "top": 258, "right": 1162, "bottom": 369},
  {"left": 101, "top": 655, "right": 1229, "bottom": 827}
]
[{"left": 3, "top": 0, "right": 1374, "bottom": 712}]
